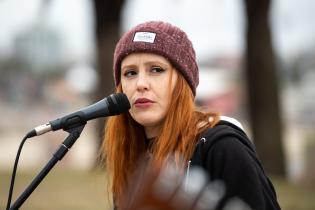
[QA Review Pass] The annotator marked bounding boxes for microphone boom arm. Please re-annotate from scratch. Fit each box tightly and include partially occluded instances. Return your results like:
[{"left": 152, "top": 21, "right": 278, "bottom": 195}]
[{"left": 9, "top": 123, "right": 86, "bottom": 210}]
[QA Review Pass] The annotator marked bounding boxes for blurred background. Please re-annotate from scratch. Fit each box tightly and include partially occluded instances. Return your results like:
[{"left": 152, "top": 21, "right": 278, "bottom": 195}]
[{"left": 1, "top": 0, "right": 315, "bottom": 209}]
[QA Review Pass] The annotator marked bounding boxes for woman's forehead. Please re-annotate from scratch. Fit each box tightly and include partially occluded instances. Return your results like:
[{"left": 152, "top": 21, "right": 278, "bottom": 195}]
[{"left": 121, "top": 52, "right": 172, "bottom": 67}]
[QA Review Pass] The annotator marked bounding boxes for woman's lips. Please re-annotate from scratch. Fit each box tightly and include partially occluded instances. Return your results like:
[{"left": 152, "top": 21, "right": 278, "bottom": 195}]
[{"left": 134, "top": 98, "right": 154, "bottom": 108}]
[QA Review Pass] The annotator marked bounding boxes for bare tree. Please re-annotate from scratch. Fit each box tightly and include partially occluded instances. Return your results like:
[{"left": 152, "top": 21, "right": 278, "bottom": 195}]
[
  {"left": 244, "top": 0, "right": 286, "bottom": 176},
  {"left": 93, "top": 0, "right": 125, "bottom": 147}
]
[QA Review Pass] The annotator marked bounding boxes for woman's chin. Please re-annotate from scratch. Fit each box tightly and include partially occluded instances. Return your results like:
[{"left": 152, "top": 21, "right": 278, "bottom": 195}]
[{"left": 135, "top": 118, "right": 161, "bottom": 128}]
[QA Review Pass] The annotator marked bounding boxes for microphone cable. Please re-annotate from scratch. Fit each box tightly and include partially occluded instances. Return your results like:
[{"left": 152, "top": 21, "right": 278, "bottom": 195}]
[{"left": 6, "top": 130, "right": 35, "bottom": 210}]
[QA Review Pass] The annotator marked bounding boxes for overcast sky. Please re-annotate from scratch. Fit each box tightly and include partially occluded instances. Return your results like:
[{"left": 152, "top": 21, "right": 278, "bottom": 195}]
[{"left": 0, "top": 0, "right": 315, "bottom": 61}]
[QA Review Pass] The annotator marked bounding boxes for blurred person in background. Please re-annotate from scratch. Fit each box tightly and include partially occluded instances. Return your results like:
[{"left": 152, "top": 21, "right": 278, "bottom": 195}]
[{"left": 100, "top": 21, "right": 281, "bottom": 210}]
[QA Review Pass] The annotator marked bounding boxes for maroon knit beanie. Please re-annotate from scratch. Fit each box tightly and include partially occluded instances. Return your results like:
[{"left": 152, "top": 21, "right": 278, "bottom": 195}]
[{"left": 113, "top": 21, "right": 199, "bottom": 96}]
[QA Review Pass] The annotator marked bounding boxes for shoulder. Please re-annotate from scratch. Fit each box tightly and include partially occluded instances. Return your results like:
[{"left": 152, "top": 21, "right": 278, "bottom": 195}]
[
  {"left": 198, "top": 116, "right": 254, "bottom": 152},
  {"left": 191, "top": 116, "right": 257, "bottom": 168},
  {"left": 190, "top": 117, "right": 281, "bottom": 210},
  {"left": 219, "top": 116, "right": 244, "bottom": 130}
]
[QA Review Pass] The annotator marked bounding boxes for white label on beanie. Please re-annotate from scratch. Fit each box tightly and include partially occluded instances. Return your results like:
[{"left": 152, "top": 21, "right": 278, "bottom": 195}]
[{"left": 133, "top": 32, "right": 156, "bottom": 43}]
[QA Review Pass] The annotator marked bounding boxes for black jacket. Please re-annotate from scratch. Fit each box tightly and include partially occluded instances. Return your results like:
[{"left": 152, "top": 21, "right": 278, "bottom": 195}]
[{"left": 189, "top": 120, "right": 281, "bottom": 210}]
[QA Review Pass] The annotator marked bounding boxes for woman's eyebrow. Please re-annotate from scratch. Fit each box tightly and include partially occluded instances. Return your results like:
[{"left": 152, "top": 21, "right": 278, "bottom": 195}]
[
  {"left": 122, "top": 61, "right": 170, "bottom": 69},
  {"left": 121, "top": 64, "right": 136, "bottom": 71},
  {"left": 144, "top": 60, "right": 170, "bottom": 68}
]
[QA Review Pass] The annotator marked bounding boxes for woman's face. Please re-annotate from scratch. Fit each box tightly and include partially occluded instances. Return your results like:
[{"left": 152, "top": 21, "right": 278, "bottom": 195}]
[{"left": 121, "top": 53, "right": 178, "bottom": 137}]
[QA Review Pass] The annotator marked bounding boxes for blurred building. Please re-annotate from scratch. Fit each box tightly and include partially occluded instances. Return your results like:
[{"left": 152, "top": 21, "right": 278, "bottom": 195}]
[
  {"left": 196, "top": 54, "right": 244, "bottom": 118},
  {"left": 14, "top": 24, "right": 61, "bottom": 73}
]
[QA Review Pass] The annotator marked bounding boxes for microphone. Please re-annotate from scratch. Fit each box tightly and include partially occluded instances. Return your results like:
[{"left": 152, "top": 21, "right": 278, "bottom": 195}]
[{"left": 27, "top": 93, "right": 130, "bottom": 138}]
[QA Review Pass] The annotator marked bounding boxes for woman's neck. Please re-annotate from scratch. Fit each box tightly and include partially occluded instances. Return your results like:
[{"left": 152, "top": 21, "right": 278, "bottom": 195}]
[{"left": 144, "top": 125, "right": 161, "bottom": 139}]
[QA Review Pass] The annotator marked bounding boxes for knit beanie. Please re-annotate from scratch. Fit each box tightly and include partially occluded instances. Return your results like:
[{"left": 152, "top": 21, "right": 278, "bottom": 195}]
[{"left": 113, "top": 21, "right": 199, "bottom": 96}]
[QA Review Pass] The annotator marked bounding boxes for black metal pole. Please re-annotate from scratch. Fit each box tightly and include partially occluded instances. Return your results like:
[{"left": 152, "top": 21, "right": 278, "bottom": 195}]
[{"left": 9, "top": 124, "right": 86, "bottom": 210}]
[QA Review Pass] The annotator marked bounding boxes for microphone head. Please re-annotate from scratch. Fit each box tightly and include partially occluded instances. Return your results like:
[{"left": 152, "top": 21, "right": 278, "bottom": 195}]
[{"left": 108, "top": 93, "right": 131, "bottom": 115}]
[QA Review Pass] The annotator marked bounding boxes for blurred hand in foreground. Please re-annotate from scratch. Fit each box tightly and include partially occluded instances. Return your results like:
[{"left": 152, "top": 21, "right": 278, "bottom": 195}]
[{"left": 119, "top": 158, "right": 251, "bottom": 210}]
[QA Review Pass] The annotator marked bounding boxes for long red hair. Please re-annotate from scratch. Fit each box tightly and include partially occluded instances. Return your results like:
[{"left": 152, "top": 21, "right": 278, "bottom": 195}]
[{"left": 100, "top": 73, "right": 219, "bottom": 203}]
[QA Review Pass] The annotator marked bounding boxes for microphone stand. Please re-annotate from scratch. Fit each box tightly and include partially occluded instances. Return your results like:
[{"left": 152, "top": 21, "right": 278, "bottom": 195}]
[{"left": 9, "top": 123, "right": 86, "bottom": 210}]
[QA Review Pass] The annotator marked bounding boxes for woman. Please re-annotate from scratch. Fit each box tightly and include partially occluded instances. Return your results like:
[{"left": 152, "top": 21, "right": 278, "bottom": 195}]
[{"left": 100, "top": 21, "right": 281, "bottom": 210}]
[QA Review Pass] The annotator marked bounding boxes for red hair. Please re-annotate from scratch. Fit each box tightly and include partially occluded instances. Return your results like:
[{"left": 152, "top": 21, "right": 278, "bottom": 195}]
[{"left": 100, "top": 73, "right": 219, "bottom": 204}]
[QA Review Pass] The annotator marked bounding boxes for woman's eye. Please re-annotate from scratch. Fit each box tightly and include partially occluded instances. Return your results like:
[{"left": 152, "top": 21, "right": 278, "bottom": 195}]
[
  {"left": 123, "top": 70, "right": 137, "bottom": 77},
  {"left": 151, "top": 66, "right": 165, "bottom": 73}
]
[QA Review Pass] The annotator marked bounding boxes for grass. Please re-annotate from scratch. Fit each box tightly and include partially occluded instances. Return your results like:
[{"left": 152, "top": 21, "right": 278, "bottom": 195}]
[
  {"left": 273, "top": 177, "right": 315, "bottom": 210},
  {"left": 1, "top": 170, "right": 315, "bottom": 210},
  {"left": 0, "top": 169, "right": 112, "bottom": 210}
]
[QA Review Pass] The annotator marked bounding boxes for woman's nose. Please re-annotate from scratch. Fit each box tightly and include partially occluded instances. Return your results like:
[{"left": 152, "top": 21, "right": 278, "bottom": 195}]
[{"left": 136, "top": 71, "right": 149, "bottom": 91}]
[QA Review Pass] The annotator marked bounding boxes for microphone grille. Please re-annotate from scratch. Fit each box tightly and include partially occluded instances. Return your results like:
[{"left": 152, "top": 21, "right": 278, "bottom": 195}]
[{"left": 108, "top": 93, "right": 131, "bottom": 115}]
